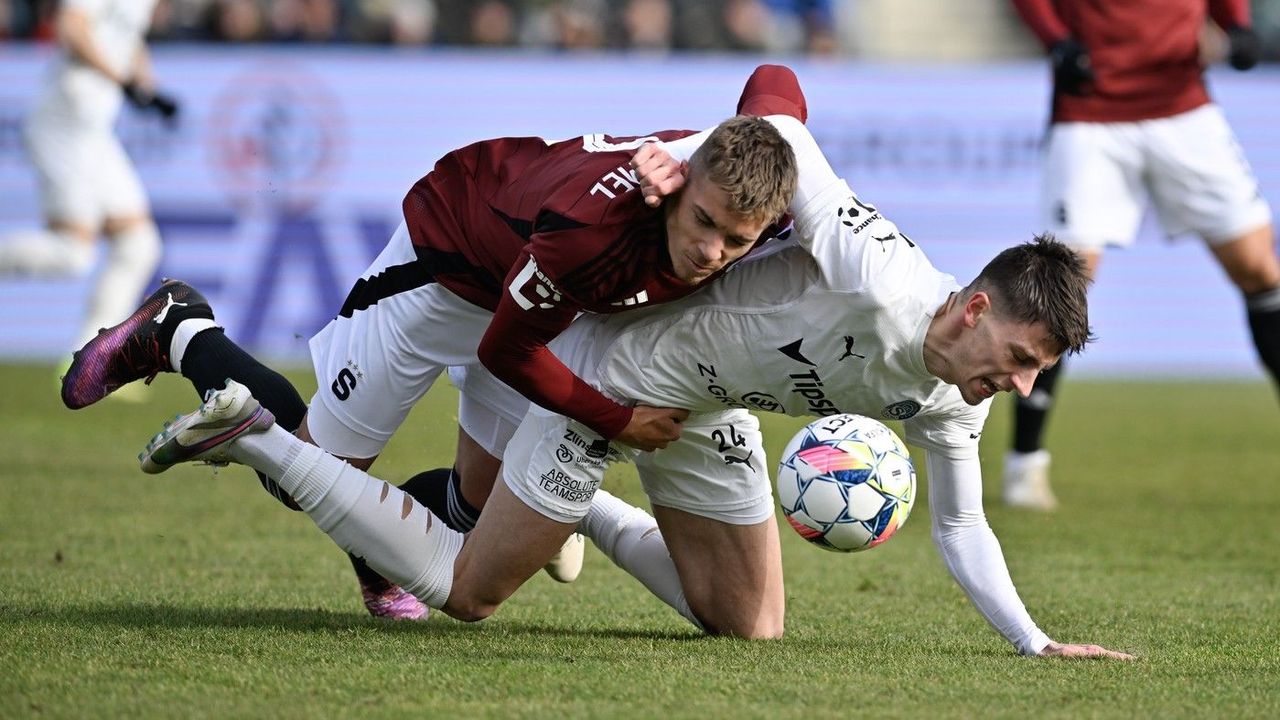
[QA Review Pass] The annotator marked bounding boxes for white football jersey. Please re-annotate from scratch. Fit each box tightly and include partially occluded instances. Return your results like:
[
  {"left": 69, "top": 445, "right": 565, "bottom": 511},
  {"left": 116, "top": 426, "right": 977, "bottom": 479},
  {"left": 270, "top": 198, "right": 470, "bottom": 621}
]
[
  {"left": 32, "top": 0, "right": 158, "bottom": 128},
  {"left": 555, "top": 179, "right": 990, "bottom": 455}
]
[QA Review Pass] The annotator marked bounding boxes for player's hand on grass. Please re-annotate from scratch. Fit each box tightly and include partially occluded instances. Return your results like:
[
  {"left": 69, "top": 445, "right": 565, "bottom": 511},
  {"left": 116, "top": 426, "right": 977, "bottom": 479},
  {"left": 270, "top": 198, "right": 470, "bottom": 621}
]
[
  {"left": 632, "top": 142, "right": 688, "bottom": 208},
  {"left": 615, "top": 405, "right": 689, "bottom": 451},
  {"left": 1039, "top": 641, "right": 1135, "bottom": 661}
]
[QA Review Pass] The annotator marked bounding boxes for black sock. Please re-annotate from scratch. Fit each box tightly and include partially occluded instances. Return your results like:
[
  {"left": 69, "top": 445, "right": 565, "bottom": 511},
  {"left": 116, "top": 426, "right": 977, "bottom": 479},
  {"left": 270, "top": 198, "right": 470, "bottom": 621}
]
[
  {"left": 397, "top": 467, "right": 479, "bottom": 533},
  {"left": 180, "top": 328, "right": 308, "bottom": 429},
  {"left": 1012, "top": 360, "right": 1065, "bottom": 454},
  {"left": 181, "top": 328, "right": 309, "bottom": 511},
  {"left": 1246, "top": 287, "right": 1280, "bottom": 397},
  {"left": 348, "top": 467, "right": 464, "bottom": 595}
]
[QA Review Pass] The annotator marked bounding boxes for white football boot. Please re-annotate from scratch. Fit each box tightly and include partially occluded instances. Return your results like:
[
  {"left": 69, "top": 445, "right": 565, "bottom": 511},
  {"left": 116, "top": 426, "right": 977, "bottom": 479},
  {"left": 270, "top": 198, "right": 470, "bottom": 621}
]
[
  {"left": 1002, "top": 449, "right": 1057, "bottom": 511},
  {"left": 140, "top": 379, "right": 275, "bottom": 474},
  {"left": 544, "top": 532, "right": 586, "bottom": 583}
]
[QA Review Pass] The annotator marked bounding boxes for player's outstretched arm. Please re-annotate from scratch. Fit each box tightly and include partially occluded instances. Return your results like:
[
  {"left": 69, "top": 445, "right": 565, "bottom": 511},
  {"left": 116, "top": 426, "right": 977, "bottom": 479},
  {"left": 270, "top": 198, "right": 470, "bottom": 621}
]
[
  {"left": 1039, "top": 642, "right": 1136, "bottom": 661},
  {"left": 614, "top": 405, "right": 690, "bottom": 451}
]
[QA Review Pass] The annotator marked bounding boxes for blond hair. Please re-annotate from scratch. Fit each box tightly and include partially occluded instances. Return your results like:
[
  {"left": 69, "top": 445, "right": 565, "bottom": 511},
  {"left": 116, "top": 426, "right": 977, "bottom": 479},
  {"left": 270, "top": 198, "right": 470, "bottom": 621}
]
[{"left": 688, "top": 116, "right": 797, "bottom": 225}]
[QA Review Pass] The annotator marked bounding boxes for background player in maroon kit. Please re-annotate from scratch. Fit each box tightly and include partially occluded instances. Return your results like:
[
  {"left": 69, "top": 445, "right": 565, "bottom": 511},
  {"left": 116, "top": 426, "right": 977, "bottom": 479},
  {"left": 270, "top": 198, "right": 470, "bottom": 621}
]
[
  {"left": 1004, "top": 0, "right": 1278, "bottom": 509},
  {"left": 61, "top": 65, "right": 802, "bottom": 618}
]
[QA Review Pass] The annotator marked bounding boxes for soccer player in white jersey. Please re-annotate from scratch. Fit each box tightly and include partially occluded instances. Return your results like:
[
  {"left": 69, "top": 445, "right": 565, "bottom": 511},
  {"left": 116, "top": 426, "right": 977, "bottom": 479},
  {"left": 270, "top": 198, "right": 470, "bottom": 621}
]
[
  {"left": 139, "top": 114, "right": 1132, "bottom": 659},
  {"left": 0, "top": 0, "right": 176, "bottom": 359}
]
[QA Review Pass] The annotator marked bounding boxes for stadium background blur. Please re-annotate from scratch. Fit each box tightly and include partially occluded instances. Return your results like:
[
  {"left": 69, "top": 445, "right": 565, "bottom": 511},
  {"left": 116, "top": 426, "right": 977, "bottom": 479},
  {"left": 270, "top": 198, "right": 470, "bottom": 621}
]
[
  {"left": 5, "top": 0, "right": 1280, "bottom": 58},
  {"left": 1, "top": 0, "right": 1277, "bottom": 378}
]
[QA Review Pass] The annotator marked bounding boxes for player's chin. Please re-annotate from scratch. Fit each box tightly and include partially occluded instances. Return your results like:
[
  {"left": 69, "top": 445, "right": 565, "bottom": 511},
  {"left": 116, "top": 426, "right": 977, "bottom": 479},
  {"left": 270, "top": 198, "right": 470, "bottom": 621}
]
[
  {"left": 676, "top": 269, "right": 713, "bottom": 286},
  {"left": 959, "top": 381, "right": 987, "bottom": 406}
]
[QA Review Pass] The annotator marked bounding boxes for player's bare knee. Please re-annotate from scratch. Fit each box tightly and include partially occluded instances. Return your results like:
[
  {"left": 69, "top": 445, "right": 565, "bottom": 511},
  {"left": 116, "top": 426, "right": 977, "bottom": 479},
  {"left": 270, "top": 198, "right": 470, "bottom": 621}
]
[
  {"left": 442, "top": 590, "right": 500, "bottom": 622},
  {"left": 688, "top": 594, "right": 784, "bottom": 639},
  {"left": 700, "top": 614, "right": 785, "bottom": 640}
]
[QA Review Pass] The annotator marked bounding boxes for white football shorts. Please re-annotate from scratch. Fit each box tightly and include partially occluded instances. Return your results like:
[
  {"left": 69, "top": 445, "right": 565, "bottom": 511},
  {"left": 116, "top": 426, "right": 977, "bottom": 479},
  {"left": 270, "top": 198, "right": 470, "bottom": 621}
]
[
  {"left": 1042, "top": 103, "right": 1271, "bottom": 249},
  {"left": 447, "top": 364, "right": 527, "bottom": 460},
  {"left": 306, "top": 222, "right": 493, "bottom": 459},
  {"left": 23, "top": 120, "right": 148, "bottom": 226},
  {"left": 480, "top": 362, "right": 773, "bottom": 525}
]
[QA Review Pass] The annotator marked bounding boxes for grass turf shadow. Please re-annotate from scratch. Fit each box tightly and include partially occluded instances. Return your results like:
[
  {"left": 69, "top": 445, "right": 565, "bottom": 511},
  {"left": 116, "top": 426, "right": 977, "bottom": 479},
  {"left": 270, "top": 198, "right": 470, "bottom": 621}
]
[{"left": 0, "top": 600, "right": 705, "bottom": 642}]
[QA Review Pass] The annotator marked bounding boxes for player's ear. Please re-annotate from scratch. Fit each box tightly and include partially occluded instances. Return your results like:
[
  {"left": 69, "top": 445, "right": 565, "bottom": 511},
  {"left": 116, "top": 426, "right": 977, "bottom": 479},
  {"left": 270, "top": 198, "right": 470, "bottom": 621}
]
[{"left": 963, "top": 291, "right": 991, "bottom": 328}]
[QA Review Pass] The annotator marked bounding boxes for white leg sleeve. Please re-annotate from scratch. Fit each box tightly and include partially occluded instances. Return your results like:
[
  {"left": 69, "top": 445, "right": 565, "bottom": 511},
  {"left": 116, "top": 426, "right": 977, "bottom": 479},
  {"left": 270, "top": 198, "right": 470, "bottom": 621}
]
[
  {"left": 78, "top": 221, "right": 162, "bottom": 345},
  {"left": 0, "top": 229, "right": 95, "bottom": 276},
  {"left": 580, "top": 489, "right": 704, "bottom": 631},
  {"left": 231, "top": 428, "right": 464, "bottom": 609}
]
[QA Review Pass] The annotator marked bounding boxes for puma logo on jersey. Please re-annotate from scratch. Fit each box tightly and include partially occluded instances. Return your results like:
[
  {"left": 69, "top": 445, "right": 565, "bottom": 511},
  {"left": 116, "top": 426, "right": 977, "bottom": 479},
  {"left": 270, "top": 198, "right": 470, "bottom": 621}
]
[
  {"left": 508, "top": 257, "right": 562, "bottom": 310},
  {"left": 153, "top": 293, "right": 188, "bottom": 324}
]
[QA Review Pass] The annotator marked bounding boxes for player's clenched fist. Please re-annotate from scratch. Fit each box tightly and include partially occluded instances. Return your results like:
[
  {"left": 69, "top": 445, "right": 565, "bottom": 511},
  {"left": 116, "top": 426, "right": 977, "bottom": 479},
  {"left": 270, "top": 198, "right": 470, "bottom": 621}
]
[{"left": 632, "top": 142, "right": 688, "bottom": 208}]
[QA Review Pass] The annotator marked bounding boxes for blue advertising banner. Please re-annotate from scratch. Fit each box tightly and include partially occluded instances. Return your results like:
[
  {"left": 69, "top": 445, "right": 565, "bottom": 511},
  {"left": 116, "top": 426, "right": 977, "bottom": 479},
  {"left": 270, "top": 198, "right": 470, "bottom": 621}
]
[{"left": 1, "top": 49, "right": 1276, "bottom": 377}]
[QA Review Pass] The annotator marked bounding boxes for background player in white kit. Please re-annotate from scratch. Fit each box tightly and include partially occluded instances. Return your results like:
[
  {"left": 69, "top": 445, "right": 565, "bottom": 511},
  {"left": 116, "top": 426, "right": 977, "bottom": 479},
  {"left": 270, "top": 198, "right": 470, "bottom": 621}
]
[
  {"left": 0, "top": 0, "right": 177, "bottom": 363},
  {"left": 140, "top": 114, "right": 1132, "bottom": 659}
]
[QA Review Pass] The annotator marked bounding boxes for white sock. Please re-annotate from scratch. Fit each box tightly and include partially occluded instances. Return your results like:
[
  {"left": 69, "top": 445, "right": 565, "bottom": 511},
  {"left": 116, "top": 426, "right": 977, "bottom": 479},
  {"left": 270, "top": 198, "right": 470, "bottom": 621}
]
[
  {"left": 170, "top": 319, "right": 220, "bottom": 373},
  {"left": 77, "top": 222, "right": 162, "bottom": 346},
  {"left": 581, "top": 489, "right": 703, "bottom": 631},
  {"left": 0, "top": 229, "right": 95, "bottom": 276},
  {"left": 231, "top": 427, "right": 464, "bottom": 608}
]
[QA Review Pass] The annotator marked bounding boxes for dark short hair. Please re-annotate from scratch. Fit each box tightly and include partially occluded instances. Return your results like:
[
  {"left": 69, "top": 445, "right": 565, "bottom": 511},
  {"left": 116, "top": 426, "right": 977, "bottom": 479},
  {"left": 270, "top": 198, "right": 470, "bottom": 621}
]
[
  {"left": 688, "top": 115, "right": 797, "bottom": 225},
  {"left": 968, "top": 234, "right": 1094, "bottom": 356}
]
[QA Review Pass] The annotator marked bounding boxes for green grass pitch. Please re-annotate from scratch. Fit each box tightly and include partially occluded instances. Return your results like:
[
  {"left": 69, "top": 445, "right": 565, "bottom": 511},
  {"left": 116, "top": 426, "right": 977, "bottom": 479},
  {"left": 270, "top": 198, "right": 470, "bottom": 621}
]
[{"left": 1, "top": 363, "right": 1277, "bottom": 718}]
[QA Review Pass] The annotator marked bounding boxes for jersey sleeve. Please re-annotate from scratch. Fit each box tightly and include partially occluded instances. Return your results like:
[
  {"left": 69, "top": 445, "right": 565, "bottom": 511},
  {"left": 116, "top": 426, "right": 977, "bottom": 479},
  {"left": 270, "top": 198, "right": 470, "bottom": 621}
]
[
  {"left": 902, "top": 400, "right": 989, "bottom": 456},
  {"left": 736, "top": 64, "right": 808, "bottom": 122},
  {"left": 477, "top": 249, "right": 634, "bottom": 440},
  {"left": 922, "top": 446, "right": 1052, "bottom": 655}
]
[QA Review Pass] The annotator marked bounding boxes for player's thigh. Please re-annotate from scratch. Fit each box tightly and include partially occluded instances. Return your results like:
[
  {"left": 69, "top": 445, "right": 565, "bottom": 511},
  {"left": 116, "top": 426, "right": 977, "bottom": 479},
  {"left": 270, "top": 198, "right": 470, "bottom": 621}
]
[
  {"left": 1144, "top": 105, "right": 1273, "bottom": 246},
  {"left": 305, "top": 224, "right": 492, "bottom": 459},
  {"left": 1207, "top": 223, "right": 1280, "bottom": 293},
  {"left": 93, "top": 134, "right": 150, "bottom": 220},
  {"left": 636, "top": 410, "right": 783, "bottom": 637},
  {"left": 450, "top": 409, "right": 628, "bottom": 617},
  {"left": 652, "top": 504, "right": 784, "bottom": 639},
  {"left": 1041, "top": 121, "right": 1146, "bottom": 250},
  {"left": 24, "top": 124, "right": 101, "bottom": 228}
]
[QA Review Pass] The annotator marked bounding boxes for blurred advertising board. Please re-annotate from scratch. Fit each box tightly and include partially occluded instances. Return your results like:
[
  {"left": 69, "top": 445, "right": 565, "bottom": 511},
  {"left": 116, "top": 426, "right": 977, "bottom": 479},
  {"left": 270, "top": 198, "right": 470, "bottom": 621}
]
[{"left": 1, "top": 49, "right": 1275, "bottom": 377}]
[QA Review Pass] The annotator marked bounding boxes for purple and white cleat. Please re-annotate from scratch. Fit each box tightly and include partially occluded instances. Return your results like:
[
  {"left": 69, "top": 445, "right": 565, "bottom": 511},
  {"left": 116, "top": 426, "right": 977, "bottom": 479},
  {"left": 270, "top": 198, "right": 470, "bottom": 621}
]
[
  {"left": 62, "top": 279, "right": 213, "bottom": 409},
  {"left": 360, "top": 581, "right": 430, "bottom": 621}
]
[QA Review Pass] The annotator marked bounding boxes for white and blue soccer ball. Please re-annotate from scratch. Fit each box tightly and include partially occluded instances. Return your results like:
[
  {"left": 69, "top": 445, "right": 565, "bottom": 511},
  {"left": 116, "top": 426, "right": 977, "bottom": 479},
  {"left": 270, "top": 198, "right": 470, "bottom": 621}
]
[{"left": 776, "top": 413, "right": 916, "bottom": 553}]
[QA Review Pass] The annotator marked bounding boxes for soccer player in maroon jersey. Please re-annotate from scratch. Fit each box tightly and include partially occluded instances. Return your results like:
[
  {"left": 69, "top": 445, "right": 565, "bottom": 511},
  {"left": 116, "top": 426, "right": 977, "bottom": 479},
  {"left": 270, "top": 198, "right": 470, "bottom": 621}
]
[
  {"left": 61, "top": 65, "right": 804, "bottom": 618},
  {"left": 1004, "top": 0, "right": 1278, "bottom": 509}
]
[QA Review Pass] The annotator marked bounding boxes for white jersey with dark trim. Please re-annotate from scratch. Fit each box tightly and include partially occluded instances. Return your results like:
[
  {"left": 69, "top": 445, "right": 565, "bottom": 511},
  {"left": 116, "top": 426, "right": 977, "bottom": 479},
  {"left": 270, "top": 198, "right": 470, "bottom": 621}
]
[
  {"left": 554, "top": 178, "right": 990, "bottom": 455},
  {"left": 32, "top": 0, "right": 158, "bottom": 128}
]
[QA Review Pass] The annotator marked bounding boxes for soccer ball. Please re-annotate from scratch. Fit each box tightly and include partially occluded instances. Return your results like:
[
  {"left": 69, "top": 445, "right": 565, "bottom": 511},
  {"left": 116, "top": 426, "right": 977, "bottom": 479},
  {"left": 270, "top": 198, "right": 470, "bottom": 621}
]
[{"left": 776, "top": 413, "right": 916, "bottom": 552}]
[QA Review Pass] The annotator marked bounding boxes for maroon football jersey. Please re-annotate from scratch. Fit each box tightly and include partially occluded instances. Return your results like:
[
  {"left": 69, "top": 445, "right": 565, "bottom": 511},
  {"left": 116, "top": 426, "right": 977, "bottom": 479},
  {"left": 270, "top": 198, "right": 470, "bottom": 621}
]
[
  {"left": 1012, "top": 0, "right": 1250, "bottom": 123},
  {"left": 400, "top": 65, "right": 806, "bottom": 439}
]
